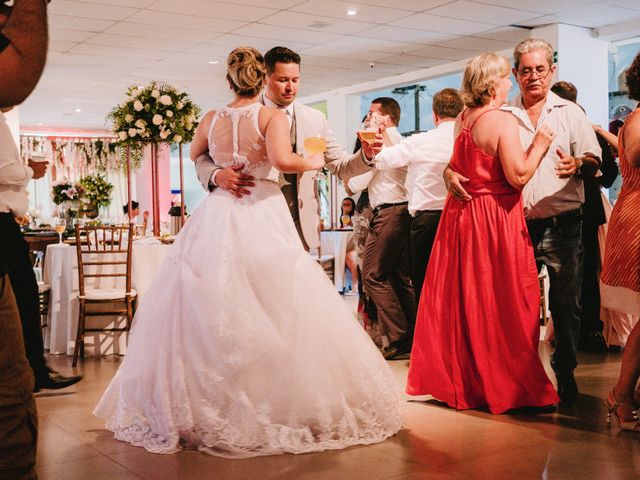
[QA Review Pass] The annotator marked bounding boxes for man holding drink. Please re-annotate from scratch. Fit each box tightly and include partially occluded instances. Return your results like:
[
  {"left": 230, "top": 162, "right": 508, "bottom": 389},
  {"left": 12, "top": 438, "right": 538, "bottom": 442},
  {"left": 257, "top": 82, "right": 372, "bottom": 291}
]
[{"left": 195, "top": 46, "right": 381, "bottom": 250}]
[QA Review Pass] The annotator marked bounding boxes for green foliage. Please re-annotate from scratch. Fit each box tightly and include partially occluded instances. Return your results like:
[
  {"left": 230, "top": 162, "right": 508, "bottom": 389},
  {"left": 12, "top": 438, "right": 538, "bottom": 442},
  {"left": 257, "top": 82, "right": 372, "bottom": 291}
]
[{"left": 77, "top": 174, "right": 114, "bottom": 208}]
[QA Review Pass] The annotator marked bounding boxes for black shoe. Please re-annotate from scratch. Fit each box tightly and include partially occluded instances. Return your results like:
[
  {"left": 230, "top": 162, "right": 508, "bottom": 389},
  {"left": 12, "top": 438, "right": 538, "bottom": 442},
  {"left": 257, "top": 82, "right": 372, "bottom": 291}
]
[
  {"left": 382, "top": 344, "right": 401, "bottom": 360},
  {"left": 578, "top": 332, "right": 608, "bottom": 352},
  {"left": 557, "top": 374, "right": 578, "bottom": 404},
  {"left": 34, "top": 371, "right": 82, "bottom": 392}
]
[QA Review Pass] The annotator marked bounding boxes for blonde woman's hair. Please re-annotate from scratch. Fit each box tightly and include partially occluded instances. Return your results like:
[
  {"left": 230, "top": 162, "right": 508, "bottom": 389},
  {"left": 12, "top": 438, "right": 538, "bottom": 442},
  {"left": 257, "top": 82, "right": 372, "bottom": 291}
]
[
  {"left": 513, "top": 38, "right": 553, "bottom": 71},
  {"left": 226, "top": 46, "right": 266, "bottom": 98},
  {"left": 461, "top": 53, "right": 510, "bottom": 108}
]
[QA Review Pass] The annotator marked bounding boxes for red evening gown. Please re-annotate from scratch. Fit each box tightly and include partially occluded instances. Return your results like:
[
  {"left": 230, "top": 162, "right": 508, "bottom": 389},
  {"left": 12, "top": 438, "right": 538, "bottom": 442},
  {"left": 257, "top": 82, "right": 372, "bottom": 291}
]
[{"left": 406, "top": 110, "right": 559, "bottom": 414}]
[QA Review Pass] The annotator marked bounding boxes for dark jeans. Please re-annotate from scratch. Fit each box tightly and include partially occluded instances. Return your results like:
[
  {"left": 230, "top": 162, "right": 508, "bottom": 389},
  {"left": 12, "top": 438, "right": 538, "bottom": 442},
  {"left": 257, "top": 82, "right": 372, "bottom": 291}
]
[
  {"left": 580, "top": 221, "right": 603, "bottom": 337},
  {"left": 409, "top": 210, "right": 442, "bottom": 303},
  {"left": 362, "top": 204, "right": 416, "bottom": 345},
  {"left": 527, "top": 212, "right": 584, "bottom": 377},
  {"left": 0, "top": 214, "right": 48, "bottom": 381}
]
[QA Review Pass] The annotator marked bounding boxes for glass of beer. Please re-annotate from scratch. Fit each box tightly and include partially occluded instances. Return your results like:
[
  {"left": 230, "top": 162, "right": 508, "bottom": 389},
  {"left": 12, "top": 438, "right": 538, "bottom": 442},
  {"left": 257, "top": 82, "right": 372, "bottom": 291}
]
[
  {"left": 303, "top": 136, "right": 327, "bottom": 155},
  {"left": 54, "top": 218, "right": 66, "bottom": 244}
]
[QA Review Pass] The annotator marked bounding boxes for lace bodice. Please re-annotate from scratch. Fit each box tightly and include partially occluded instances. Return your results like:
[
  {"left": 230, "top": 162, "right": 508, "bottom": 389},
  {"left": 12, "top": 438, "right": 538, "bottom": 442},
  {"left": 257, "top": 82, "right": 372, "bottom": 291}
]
[{"left": 207, "top": 103, "right": 278, "bottom": 182}]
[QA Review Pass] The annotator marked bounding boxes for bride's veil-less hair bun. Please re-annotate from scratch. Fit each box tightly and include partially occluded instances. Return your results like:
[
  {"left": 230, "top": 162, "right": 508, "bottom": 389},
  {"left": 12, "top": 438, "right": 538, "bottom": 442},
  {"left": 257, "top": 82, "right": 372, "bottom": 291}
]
[{"left": 226, "top": 46, "right": 267, "bottom": 98}]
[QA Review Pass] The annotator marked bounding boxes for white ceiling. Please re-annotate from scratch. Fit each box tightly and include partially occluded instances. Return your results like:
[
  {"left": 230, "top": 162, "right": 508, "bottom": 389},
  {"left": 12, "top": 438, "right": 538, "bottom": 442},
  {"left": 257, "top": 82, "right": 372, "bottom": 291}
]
[{"left": 19, "top": 0, "right": 640, "bottom": 130}]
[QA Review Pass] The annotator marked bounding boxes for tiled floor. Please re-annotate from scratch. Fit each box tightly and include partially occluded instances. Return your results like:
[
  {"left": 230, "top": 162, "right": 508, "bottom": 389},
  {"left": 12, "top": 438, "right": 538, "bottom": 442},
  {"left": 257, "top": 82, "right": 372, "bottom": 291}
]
[{"left": 35, "top": 336, "right": 640, "bottom": 479}]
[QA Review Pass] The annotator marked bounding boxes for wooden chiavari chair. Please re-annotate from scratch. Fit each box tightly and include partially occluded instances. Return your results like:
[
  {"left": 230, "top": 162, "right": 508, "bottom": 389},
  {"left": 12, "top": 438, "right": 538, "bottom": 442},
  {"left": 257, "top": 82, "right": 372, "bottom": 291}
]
[{"left": 72, "top": 224, "right": 136, "bottom": 366}]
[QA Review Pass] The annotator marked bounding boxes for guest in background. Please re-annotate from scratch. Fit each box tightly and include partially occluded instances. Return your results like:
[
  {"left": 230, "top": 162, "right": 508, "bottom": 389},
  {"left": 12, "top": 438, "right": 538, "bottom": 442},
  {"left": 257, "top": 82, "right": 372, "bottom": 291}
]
[
  {"left": 410, "top": 53, "right": 559, "bottom": 413},
  {"left": 373, "top": 88, "right": 464, "bottom": 302},
  {"left": 123, "top": 200, "right": 149, "bottom": 234},
  {"left": 350, "top": 98, "right": 415, "bottom": 360},
  {"left": 339, "top": 197, "right": 355, "bottom": 228},
  {"left": 550, "top": 80, "right": 619, "bottom": 352},
  {"left": 339, "top": 197, "right": 358, "bottom": 294},
  {"left": 601, "top": 52, "right": 640, "bottom": 431},
  {"left": 122, "top": 200, "right": 140, "bottom": 219}
]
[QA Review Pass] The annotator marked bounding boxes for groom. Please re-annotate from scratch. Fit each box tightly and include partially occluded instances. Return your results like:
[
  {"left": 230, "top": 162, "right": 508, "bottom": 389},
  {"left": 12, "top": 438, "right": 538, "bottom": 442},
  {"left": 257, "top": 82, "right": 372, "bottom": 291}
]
[{"left": 195, "top": 46, "right": 379, "bottom": 250}]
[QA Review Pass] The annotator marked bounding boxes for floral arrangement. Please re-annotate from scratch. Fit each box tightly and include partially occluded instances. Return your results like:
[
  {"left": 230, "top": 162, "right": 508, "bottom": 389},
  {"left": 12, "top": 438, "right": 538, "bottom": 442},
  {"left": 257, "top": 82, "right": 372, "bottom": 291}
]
[
  {"left": 51, "top": 174, "right": 113, "bottom": 208},
  {"left": 51, "top": 178, "right": 84, "bottom": 205},
  {"left": 108, "top": 82, "right": 201, "bottom": 146},
  {"left": 77, "top": 174, "right": 114, "bottom": 207}
]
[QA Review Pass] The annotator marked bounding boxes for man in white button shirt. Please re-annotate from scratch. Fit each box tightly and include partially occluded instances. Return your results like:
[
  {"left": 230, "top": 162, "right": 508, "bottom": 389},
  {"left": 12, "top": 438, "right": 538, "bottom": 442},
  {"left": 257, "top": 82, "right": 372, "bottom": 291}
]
[
  {"left": 446, "top": 39, "right": 601, "bottom": 404},
  {"left": 374, "top": 88, "right": 464, "bottom": 303},
  {"left": 195, "top": 46, "right": 379, "bottom": 250},
  {"left": 349, "top": 98, "right": 415, "bottom": 360},
  {"left": 0, "top": 1, "right": 81, "bottom": 478}
]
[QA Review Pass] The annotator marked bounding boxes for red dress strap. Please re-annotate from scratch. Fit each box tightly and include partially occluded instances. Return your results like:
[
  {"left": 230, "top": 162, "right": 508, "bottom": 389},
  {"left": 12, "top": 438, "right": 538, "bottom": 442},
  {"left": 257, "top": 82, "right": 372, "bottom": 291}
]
[{"left": 467, "top": 107, "right": 497, "bottom": 131}]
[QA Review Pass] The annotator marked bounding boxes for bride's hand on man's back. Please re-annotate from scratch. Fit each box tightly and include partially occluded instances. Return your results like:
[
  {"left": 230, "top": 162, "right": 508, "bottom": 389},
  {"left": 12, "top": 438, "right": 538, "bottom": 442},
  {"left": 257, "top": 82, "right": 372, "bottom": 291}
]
[{"left": 217, "top": 165, "right": 255, "bottom": 198}]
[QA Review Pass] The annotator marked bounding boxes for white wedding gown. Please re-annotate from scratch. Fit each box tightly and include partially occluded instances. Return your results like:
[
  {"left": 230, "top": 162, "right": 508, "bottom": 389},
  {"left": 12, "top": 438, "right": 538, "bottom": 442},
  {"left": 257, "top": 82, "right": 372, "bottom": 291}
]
[{"left": 94, "top": 103, "right": 402, "bottom": 458}]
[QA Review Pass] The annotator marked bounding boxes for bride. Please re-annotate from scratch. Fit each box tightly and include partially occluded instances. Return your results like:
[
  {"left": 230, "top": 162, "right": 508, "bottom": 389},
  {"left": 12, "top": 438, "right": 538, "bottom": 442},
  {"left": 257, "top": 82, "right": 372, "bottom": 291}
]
[{"left": 94, "top": 46, "right": 402, "bottom": 458}]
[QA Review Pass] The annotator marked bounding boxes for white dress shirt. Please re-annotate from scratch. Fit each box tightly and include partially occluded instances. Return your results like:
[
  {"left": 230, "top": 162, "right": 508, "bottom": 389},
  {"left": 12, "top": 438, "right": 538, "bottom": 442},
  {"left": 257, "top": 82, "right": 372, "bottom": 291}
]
[
  {"left": 0, "top": 112, "right": 32, "bottom": 216},
  {"left": 503, "top": 92, "right": 601, "bottom": 220},
  {"left": 374, "top": 121, "right": 454, "bottom": 215},
  {"left": 347, "top": 127, "right": 406, "bottom": 209}
]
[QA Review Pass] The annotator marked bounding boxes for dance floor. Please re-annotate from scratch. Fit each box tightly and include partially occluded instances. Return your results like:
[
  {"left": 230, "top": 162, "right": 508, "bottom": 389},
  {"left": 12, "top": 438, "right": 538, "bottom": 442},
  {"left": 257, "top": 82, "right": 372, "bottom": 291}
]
[{"left": 35, "top": 309, "right": 640, "bottom": 479}]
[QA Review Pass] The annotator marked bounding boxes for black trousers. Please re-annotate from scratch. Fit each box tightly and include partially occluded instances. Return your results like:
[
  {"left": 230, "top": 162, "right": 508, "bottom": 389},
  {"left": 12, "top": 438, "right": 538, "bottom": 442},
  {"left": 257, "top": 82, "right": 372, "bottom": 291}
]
[
  {"left": 580, "top": 221, "right": 603, "bottom": 337},
  {"left": 0, "top": 213, "right": 48, "bottom": 381},
  {"left": 409, "top": 210, "right": 442, "bottom": 303}
]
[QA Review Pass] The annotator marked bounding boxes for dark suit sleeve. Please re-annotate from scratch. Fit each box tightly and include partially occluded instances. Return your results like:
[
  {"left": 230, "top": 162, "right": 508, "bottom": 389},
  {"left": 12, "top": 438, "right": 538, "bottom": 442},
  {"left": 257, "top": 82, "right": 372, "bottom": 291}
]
[{"left": 596, "top": 133, "right": 619, "bottom": 189}]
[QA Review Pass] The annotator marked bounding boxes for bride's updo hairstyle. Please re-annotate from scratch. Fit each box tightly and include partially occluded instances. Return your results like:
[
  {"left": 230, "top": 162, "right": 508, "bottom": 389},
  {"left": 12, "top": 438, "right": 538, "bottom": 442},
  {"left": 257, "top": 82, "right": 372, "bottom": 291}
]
[
  {"left": 461, "top": 53, "right": 510, "bottom": 108},
  {"left": 226, "top": 46, "right": 266, "bottom": 98}
]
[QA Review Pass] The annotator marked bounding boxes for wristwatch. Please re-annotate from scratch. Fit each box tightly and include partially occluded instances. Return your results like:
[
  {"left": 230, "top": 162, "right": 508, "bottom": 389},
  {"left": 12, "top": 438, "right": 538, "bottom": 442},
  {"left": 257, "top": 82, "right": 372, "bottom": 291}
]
[{"left": 574, "top": 157, "right": 583, "bottom": 176}]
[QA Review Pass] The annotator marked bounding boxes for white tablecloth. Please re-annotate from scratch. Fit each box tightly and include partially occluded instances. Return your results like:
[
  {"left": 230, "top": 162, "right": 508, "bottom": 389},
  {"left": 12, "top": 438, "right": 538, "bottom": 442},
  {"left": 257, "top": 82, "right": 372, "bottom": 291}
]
[
  {"left": 321, "top": 230, "right": 352, "bottom": 292},
  {"left": 43, "top": 242, "right": 171, "bottom": 355}
]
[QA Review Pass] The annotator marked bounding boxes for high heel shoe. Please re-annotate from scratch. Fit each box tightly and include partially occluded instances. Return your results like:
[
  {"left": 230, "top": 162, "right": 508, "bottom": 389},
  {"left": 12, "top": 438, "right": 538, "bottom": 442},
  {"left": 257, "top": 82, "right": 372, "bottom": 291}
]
[{"left": 607, "top": 390, "right": 640, "bottom": 432}]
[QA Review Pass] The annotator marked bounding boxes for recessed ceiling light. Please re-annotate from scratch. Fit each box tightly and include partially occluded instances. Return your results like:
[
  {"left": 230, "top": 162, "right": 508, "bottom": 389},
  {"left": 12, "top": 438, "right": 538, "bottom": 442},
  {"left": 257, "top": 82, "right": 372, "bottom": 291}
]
[
  {"left": 75, "top": 108, "right": 82, "bottom": 113},
  {"left": 347, "top": 9, "right": 357, "bottom": 15},
  {"left": 208, "top": 60, "right": 219, "bottom": 65}
]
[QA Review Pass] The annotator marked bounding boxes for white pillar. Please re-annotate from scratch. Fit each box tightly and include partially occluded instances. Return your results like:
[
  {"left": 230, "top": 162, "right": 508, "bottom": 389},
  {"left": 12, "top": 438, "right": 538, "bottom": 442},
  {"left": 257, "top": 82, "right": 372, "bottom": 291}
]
[{"left": 531, "top": 23, "right": 609, "bottom": 126}]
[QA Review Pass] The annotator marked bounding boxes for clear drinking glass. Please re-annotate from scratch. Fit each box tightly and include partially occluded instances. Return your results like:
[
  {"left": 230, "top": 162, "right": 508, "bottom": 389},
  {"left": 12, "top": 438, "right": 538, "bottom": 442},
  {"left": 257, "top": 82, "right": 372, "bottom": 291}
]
[{"left": 54, "top": 218, "right": 66, "bottom": 244}]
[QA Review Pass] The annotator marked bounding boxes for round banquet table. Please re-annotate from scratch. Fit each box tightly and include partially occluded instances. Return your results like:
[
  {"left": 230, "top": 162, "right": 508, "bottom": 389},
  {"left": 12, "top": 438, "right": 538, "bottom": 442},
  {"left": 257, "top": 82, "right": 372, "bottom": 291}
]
[{"left": 43, "top": 241, "right": 171, "bottom": 356}]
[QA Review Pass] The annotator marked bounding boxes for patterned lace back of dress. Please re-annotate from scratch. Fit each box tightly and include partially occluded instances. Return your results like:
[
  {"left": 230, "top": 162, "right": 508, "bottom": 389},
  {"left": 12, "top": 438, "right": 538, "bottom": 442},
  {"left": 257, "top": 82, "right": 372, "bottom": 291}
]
[{"left": 207, "top": 103, "right": 271, "bottom": 178}]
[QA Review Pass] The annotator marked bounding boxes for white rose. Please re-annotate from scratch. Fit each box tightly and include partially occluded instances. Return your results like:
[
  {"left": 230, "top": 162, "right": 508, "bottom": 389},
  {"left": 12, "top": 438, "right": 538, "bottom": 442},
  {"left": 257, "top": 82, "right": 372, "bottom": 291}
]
[
  {"left": 166, "top": 110, "right": 173, "bottom": 118},
  {"left": 135, "top": 119, "right": 146, "bottom": 128},
  {"left": 125, "top": 114, "right": 133, "bottom": 122},
  {"left": 176, "top": 101, "right": 184, "bottom": 110},
  {"left": 173, "top": 134, "right": 182, "bottom": 143},
  {"left": 151, "top": 89, "right": 160, "bottom": 98},
  {"left": 159, "top": 130, "right": 170, "bottom": 140},
  {"left": 128, "top": 128, "right": 138, "bottom": 137},
  {"left": 118, "top": 131, "right": 127, "bottom": 141},
  {"left": 152, "top": 114, "right": 163, "bottom": 126},
  {"left": 134, "top": 101, "right": 143, "bottom": 111},
  {"left": 159, "top": 95, "right": 172, "bottom": 106}
]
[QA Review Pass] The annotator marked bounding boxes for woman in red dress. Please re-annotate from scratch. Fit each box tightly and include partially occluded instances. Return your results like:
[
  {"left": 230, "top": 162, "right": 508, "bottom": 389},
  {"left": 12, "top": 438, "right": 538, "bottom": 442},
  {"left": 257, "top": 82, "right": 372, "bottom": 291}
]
[{"left": 406, "top": 53, "right": 559, "bottom": 413}]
